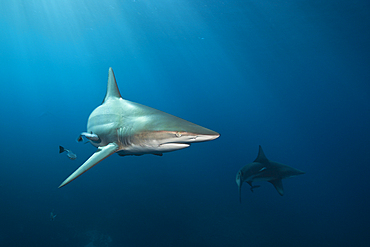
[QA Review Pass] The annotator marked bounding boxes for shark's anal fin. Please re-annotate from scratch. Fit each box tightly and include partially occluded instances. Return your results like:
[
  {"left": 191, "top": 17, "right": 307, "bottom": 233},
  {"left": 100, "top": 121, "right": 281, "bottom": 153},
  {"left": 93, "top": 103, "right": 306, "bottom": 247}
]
[
  {"left": 58, "top": 143, "right": 119, "bottom": 188},
  {"left": 269, "top": 179, "right": 284, "bottom": 196}
]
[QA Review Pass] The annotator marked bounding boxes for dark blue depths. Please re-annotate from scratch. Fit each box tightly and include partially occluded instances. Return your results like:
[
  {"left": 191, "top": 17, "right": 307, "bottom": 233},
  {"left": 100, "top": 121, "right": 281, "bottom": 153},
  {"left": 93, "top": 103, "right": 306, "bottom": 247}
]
[{"left": 0, "top": 1, "right": 369, "bottom": 246}]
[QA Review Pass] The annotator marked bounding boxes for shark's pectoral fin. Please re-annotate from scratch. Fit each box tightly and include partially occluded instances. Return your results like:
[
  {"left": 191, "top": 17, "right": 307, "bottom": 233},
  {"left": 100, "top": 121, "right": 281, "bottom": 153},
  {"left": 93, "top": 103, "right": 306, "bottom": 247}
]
[
  {"left": 269, "top": 179, "right": 284, "bottom": 196},
  {"left": 58, "top": 143, "right": 119, "bottom": 188}
]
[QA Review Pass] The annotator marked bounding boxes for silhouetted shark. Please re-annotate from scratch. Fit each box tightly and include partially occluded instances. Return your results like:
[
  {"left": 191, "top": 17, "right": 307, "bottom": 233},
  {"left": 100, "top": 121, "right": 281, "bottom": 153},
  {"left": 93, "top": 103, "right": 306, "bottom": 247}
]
[
  {"left": 59, "top": 68, "right": 219, "bottom": 188},
  {"left": 236, "top": 145, "right": 305, "bottom": 202}
]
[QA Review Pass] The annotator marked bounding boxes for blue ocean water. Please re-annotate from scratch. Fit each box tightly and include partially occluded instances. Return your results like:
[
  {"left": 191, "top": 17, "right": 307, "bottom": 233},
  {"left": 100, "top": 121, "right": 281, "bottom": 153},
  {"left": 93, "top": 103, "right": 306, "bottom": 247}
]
[{"left": 0, "top": 0, "right": 369, "bottom": 246}]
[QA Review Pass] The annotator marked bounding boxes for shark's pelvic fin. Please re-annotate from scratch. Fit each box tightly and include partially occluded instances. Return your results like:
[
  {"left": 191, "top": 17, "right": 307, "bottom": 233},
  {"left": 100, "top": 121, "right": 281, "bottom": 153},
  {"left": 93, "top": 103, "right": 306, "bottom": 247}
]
[
  {"left": 58, "top": 143, "right": 119, "bottom": 188},
  {"left": 253, "top": 145, "right": 269, "bottom": 164},
  {"left": 269, "top": 179, "right": 284, "bottom": 196},
  {"left": 103, "top": 67, "right": 121, "bottom": 103}
]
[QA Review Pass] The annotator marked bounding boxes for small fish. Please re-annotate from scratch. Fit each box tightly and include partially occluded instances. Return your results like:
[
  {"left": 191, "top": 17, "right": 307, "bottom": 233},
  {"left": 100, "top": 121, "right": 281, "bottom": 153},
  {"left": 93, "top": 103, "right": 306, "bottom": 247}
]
[
  {"left": 50, "top": 211, "right": 57, "bottom": 221},
  {"left": 59, "top": 146, "right": 77, "bottom": 160}
]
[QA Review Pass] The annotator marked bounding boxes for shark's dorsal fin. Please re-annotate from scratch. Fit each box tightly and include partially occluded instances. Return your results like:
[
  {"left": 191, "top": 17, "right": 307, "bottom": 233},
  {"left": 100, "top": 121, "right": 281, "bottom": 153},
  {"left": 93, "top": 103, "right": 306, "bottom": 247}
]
[
  {"left": 103, "top": 67, "right": 122, "bottom": 103},
  {"left": 269, "top": 179, "right": 284, "bottom": 196},
  {"left": 254, "top": 145, "right": 269, "bottom": 164}
]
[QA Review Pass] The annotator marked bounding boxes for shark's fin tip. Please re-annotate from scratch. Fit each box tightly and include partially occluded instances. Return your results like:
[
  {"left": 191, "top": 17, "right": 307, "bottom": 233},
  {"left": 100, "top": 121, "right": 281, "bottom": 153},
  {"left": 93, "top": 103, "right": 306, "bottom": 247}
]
[
  {"left": 103, "top": 67, "right": 122, "bottom": 103},
  {"left": 254, "top": 145, "right": 269, "bottom": 164},
  {"left": 269, "top": 179, "right": 284, "bottom": 196},
  {"left": 58, "top": 143, "right": 119, "bottom": 187}
]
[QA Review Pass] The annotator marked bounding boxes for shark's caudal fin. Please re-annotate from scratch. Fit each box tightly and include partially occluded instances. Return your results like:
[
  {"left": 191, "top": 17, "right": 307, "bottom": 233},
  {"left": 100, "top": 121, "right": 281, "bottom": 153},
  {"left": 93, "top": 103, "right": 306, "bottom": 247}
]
[
  {"left": 59, "top": 146, "right": 65, "bottom": 153},
  {"left": 58, "top": 143, "right": 119, "bottom": 188},
  {"left": 254, "top": 145, "right": 269, "bottom": 164},
  {"left": 102, "top": 67, "right": 122, "bottom": 103},
  {"left": 269, "top": 179, "right": 284, "bottom": 196}
]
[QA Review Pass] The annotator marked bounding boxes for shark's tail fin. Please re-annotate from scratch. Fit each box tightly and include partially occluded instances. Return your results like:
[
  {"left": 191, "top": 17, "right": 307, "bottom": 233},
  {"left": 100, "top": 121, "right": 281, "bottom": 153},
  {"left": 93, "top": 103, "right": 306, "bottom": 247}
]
[{"left": 59, "top": 146, "right": 65, "bottom": 153}]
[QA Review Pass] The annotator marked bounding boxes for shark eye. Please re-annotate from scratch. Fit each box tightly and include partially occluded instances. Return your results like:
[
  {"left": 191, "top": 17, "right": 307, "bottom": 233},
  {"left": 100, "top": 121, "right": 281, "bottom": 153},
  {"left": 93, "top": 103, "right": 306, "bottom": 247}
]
[{"left": 175, "top": 132, "right": 182, "bottom": 137}]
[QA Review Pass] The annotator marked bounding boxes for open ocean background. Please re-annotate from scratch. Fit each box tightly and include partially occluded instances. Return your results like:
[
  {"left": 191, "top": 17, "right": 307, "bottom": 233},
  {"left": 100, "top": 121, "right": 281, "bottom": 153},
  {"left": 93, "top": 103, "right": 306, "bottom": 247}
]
[{"left": 0, "top": 1, "right": 369, "bottom": 246}]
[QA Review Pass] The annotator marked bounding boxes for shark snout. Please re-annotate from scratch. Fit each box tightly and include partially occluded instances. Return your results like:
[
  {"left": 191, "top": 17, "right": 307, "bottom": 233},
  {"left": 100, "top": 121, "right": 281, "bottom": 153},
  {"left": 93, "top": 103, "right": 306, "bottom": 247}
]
[
  {"left": 190, "top": 132, "right": 220, "bottom": 142},
  {"left": 171, "top": 120, "right": 220, "bottom": 143},
  {"left": 166, "top": 130, "right": 219, "bottom": 143},
  {"left": 189, "top": 126, "right": 220, "bottom": 142},
  {"left": 236, "top": 171, "right": 242, "bottom": 187}
]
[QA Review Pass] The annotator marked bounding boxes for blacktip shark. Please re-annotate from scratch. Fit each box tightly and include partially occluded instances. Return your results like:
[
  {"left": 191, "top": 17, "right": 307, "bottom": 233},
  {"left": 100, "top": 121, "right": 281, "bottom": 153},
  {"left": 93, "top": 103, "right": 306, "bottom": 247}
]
[
  {"left": 50, "top": 210, "right": 57, "bottom": 221},
  {"left": 236, "top": 145, "right": 305, "bottom": 202},
  {"left": 59, "top": 68, "right": 219, "bottom": 188}
]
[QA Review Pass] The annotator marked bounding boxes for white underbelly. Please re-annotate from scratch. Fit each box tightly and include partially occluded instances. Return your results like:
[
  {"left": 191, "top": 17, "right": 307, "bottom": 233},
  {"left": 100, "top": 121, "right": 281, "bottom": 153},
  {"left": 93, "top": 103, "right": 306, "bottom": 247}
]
[{"left": 121, "top": 143, "right": 190, "bottom": 155}]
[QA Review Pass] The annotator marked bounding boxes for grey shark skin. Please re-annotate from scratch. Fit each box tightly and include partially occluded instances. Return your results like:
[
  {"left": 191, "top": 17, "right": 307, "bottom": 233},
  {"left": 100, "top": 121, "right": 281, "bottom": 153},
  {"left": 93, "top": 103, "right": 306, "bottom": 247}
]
[
  {"left": 59, "top": 68, "right": 219, "bottom": 188},
  {"left": 236, "top": 145, "right": 304, "bottom": 202}
]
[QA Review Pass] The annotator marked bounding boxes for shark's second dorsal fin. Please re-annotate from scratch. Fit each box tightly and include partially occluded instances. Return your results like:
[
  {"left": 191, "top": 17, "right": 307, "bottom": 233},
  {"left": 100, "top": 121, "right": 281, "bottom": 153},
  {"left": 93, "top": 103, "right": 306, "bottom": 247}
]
[
  {"left": 254, "top": 145, "right": 269, "bottom": 164},
  {"left": 103, "top": 67, "right": 122, "bottom": 103}
]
